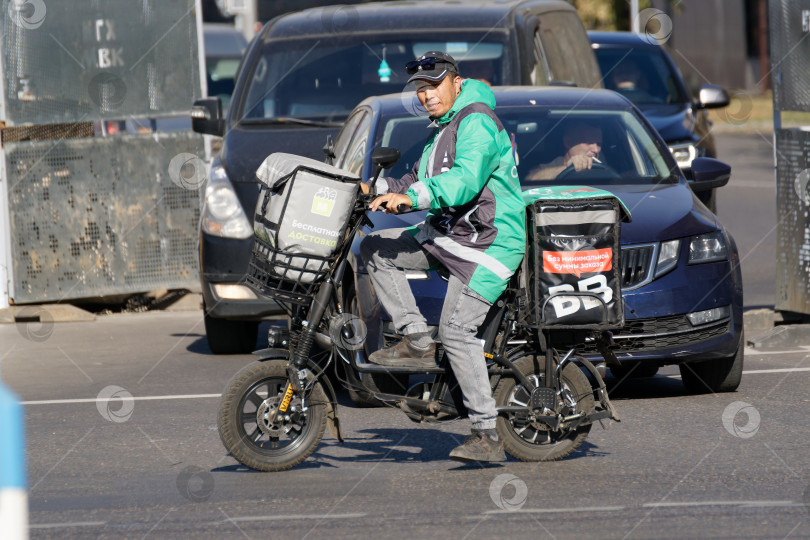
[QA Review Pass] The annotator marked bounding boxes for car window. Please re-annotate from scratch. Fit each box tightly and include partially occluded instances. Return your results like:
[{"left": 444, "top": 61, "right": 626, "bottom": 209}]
[
  {"left": 377, "top": 115, "right": 432, "bottom": 178},
  {"left": 340, "top": 112, "right": 372, "bottom": 176},
  {"left": 237, "top": 33, "right": 508, "bottom": 123},
  {"left": 498, "top": 107, "right": 676, "bottom": 187},
  {"left": 332, "top": 110, "right": 367, "bottom": 166},
  {"left": 536, "top": 12, "right": 601, "bottom": 89},
  {"left": 594, "top": 48, "right": 690, "bottom": 105},
  {"left": 531, "top": 30, "right": 551, "bottom": 86},
  {"left": 373, "top": 107, "right": 676, "bottom": 189},
  {"left": 207, "top": 57, "right": 241, "bottom": 110}
]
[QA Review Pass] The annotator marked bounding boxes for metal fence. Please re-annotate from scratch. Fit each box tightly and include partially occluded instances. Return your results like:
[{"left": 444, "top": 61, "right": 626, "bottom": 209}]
[
  {"left": 769, "top": 0, "right": 810, "bottom": 113},
  {"left": 774, "top": 129, "right": 810, "bottom": 313},
  {"left": 5, "top": 132, "right": 204, "bottom": 303},
  {"left": 1, "top": 0, "right": 202, "bottom": 125},
  {"left": 0, "top": 0, "right": 206, "bottom": 306},
  {"left": 771, "top": 0, "right": 810, "bottom": 314}
]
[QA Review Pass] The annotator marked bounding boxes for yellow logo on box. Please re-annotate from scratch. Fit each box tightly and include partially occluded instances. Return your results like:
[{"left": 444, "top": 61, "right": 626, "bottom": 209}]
[{"left": 312, "top": 187, "right": 337, "bottom": 217}]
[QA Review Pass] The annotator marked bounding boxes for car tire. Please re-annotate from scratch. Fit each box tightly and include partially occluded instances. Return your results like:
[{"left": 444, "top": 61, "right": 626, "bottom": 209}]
[
  {"left": 609, "top": 361, "right": 659, "bottom": 380},
  {"left": 679, "top": 332, "right": 744, "bottom": 394},
  {"left": 204, "top": 310, "right": 259, "bottom": 355}
]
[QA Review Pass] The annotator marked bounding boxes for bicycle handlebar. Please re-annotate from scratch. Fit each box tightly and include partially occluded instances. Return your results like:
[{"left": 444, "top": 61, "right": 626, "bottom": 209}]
[{"left": 359, "top": 193, "right": 409, "bottom": 214}]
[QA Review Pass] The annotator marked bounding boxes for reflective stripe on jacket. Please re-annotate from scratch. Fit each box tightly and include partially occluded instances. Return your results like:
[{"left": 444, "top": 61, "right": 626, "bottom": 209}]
[{"left": 382, "top": 79, "right": 526, "bottom": 303}]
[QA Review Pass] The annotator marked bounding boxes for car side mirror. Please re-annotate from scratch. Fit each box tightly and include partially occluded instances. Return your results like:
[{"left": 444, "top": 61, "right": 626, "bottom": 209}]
[
  {"left": 371, "top": 147, "right": 401, "bottom": 170},
  {"left": 690, "top": 157, "right": 730, "bottom": 191},
  {"left": 696, "top": 84, "right": 730, "bottom": 109},
  {"left": 191, "top": 97, "right": 225, "bottom": 136}
]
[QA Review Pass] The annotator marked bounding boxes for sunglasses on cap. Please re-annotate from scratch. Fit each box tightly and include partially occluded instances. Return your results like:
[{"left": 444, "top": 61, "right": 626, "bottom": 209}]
[{"left": 405, "top": 57, "right": 455, "bottom": 74}]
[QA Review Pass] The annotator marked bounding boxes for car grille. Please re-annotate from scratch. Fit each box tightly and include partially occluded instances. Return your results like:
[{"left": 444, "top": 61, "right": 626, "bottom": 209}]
[
  {"left": 620, "top": 244, "right": 654, "bottom": 288},
  {"left": 568, "top": 314, "right": 730, "bottom": 355}
]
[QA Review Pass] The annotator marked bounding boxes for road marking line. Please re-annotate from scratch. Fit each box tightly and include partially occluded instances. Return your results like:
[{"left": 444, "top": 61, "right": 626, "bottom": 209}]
[
  {"left": 485, "top": 506, "right": 625, "bottom": 515},
  {"left": 21, "top": 394, "right": 221, "bottom": 405},
  {"left": 662, "top": 367, "right": 810, "bottom": 380},
  {"left": 742, "top": 367, "right": 810, "bottom": 374},
  {"left": 642, "top": 501, "right": 798, "bottom": 508},
  {"left": 744, "top": 348, "right": 810, "bottom": 355},
  {"left": 226, "top": 513, "right": 367, "bottom": 522},
  {"left": 18, "top": 365, "right": 810, "bottom": 406},
  {"left": 486, "top": 501, "right": 800, "bottom": 517},
  {"left": 30, "top": 521, "right": 106, "bottom": 529}
]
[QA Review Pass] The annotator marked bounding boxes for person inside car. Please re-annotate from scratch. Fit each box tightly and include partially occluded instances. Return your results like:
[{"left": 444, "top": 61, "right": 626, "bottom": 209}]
[
  {"left": 359, "top": 51, "right": 526, "bottom": 462},
  {"left": 527, "top": 121, "right": 603, "bottom": 180},
  {"left": 607, "top": 58, "right": 655, "bottom": 103}
]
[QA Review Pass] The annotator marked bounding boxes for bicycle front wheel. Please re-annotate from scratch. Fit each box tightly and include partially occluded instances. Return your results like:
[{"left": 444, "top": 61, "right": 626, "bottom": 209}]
[{"left": 218, "top": 360, "right": 327, "bottom": 472}]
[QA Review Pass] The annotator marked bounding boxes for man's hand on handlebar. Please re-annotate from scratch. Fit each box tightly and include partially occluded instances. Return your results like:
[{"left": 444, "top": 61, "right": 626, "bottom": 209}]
[{"left": 370, "top": 193, "right": 412, "bottom": 214}]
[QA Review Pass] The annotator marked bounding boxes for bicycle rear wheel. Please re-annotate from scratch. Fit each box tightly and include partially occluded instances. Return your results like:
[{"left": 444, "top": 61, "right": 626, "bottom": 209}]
[{"left": 495, "top": 355, "right": 594, "bottom": 461}]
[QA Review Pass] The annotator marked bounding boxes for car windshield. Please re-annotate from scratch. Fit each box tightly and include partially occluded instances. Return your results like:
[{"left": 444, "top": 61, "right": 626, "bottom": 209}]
[
  {"left": 594, "top": 48, "right": 688, "bottom": 105},
  {"left": 237, "top": 34, "right": 507, "bottom": 124},
  {"left": 376, "top": 105, "right": 678, "bottom": 187},
  {"left": 207, "top": 57, "right": 241, "bottom": 110}
]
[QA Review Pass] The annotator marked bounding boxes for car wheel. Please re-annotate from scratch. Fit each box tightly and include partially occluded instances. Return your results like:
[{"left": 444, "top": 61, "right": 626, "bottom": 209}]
[
  {"left": 679, "top": 332, "right": 744, "bottom": 394},
  {"left": 204, "top": 310, "right": 259, "bottom": 355},
  {"left": 609, "top": 361, "right": 659, "bottom": 380},
  {"left": 341, "top": 278, "right": 409, "bottom": 407}
]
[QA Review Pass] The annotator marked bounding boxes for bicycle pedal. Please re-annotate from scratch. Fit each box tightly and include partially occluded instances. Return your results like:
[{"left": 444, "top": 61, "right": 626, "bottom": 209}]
[{"left": 530, "top": 387, "right": 557, "bottom": 410}]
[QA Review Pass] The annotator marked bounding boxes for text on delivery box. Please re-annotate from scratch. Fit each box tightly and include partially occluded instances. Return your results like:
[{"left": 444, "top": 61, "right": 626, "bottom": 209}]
[{"left": 543, "top": 248, "right": 612, "bottom": 278}]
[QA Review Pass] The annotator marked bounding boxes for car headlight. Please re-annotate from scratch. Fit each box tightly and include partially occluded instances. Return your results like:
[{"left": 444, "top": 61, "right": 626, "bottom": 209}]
[
  {"left": 689, "top": 231, "right": 728, "bottom": 263},
  {"left": 201, "top": 160, "right": 252, "bottom": 239},
  {"left": 654, "top": 239, "right": 680, "bottom": 277},
  {"left": 668, "top": 141, "right": 698, "bottom": 169}
]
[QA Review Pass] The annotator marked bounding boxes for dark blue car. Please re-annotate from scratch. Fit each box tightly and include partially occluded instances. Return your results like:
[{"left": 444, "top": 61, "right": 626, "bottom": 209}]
[
  {"left": 588, "top": 31, "right": 730, "bottom": 212},
  {"left": 330, "top": 86, "right": 743, "bottom": 398}
]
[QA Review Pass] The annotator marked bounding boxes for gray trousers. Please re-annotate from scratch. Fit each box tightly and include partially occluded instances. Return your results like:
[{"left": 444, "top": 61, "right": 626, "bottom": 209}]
[{"left": 360, "top": 228, "right": 498, "bottom": 430}]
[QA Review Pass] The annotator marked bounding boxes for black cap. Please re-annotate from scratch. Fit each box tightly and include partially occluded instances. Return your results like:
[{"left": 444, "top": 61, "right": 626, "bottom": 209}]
[{"left": 406, "top": 51, "right": 459, "bottom": 84}]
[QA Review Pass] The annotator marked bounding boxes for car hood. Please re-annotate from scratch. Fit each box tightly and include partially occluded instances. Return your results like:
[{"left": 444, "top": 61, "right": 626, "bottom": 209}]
[
  {"left": 220, "top": 124, "right": 342, "bottom": 220},
  {"left": 365, "top": 183, "right": 718, "bottom": 245},
  {"left": 636, "top": 103, "right": 695, "bottom": 143},
  {"left": 605, "top": 183, "right": 718, "bottom": 243},
  {"left": 221, "top": 124, "right": 341, "bottom": 184}
]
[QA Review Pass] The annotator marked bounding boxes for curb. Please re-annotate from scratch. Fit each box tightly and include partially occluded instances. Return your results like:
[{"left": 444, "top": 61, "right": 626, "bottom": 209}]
[
  {"left": 747, "top": 324, "right": 810, "bottom": 350},
  {"left": 745, "top": 308, "right": 810, "bottom": 350},
  {"left": 0, "top": 304, "right": 95, "bottom": 324}
]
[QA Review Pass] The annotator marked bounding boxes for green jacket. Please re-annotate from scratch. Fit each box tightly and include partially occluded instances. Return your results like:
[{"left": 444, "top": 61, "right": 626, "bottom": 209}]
[{"left": 383, "top": 79, "right": 526, "bottom": 302}]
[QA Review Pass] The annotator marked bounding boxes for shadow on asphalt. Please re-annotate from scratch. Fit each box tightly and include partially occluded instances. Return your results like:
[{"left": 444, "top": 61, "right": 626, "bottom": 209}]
[
  {"left": 183, "top": 321, "right": 280, "bottom": 355},
  {"left": 186, "top": 336, "right": 214, "bottom": 355},
  {"left": 211, "top": 433, "right": 606, "bottom": 472},
  {"left": 604, "top": 374, "right": 689, "bottom": 400}
]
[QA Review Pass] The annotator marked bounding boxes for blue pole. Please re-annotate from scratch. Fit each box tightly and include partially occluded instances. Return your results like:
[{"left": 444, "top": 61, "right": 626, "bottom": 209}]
[{"left": 0, "top": 382, "right": 28, "bottom": 540}]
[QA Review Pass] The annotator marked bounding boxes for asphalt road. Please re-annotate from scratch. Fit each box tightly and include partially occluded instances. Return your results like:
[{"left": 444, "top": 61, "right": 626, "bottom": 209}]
[
  {"left": 3, "top": 133, "right": 809, "bottom": 540},
  {"left": 4, "top": 316, "right": 810, "bottom": 539},
  {"left": 714, "top": 132, "right": 777, "bottom": 309}
]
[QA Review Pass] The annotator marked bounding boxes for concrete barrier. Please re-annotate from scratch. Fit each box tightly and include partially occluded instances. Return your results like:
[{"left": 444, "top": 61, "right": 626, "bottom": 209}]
[{"left": 0, "top": 383, "right": 28, "bottom": 540}]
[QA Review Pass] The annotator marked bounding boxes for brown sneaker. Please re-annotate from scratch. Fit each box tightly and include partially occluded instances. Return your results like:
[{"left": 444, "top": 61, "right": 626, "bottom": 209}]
[
  {"left": 449, "top": 432, "right": 506, "bottom": 462},
  {"left": 368, "top": 337, "right": 436, "bottom": 368}
]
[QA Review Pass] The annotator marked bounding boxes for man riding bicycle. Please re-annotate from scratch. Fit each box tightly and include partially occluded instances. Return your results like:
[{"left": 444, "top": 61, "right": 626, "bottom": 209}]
[{"left": 360, "top": 52, "right": 526, "bottom": 462}]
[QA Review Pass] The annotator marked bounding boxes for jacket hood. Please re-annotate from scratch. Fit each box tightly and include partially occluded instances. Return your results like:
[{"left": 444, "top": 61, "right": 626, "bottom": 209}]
[{"left": 437, "top": 79, "right": 495, "bottom": 124}]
